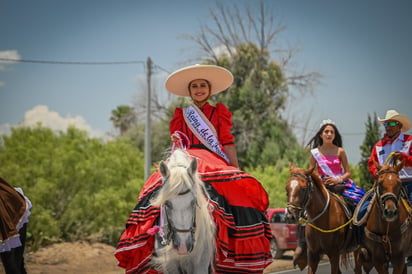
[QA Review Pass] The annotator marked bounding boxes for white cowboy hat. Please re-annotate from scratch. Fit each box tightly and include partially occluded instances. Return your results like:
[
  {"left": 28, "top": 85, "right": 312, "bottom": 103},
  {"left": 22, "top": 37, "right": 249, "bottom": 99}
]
[
  {"left": 165, "top": 64, "right": 233, "bottom": 97},
  {"left": 378, "top": 109, "right": 411, "bottom": 132}
]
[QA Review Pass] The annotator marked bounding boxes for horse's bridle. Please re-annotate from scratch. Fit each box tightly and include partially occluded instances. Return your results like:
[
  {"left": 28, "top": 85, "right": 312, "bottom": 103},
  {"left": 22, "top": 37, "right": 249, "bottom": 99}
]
[
  {"left": 287, "top": 173, "right": 313, "bottom": 213},
  {"left": 287, "top": 172, "right": 331, "bottom": 225},
  {"left": 161, "top": 177, "right": 197, "bottom": 246},
  {"left": 166, "top": 188, "right": 197, "bottom": 233},
  {"left": 375, "top": 169, "right": 401, "bottom": 211}
]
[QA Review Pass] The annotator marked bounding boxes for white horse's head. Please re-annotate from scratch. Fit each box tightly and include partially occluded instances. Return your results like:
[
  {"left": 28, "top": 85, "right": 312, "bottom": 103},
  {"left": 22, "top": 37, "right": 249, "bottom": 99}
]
[
  {"left": 159, "top": 153, "right": 197, "bottom": 255},
  {"left": 151, "top": 149, "right": 216, "bottom": 273}
]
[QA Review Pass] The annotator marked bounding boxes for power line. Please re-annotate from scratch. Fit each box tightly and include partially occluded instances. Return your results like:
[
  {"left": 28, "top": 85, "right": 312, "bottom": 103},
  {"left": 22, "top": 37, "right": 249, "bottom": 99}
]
[
  {"left": 0, "top": 57, "right": 145, "bottom": 66},
  {"left": 292, "top": 125, "right": 365, "bottom": 136}
]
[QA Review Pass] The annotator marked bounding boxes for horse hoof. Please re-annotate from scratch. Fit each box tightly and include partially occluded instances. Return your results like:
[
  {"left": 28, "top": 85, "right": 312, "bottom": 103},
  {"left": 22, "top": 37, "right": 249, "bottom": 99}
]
[
  {"left": 359, "top": 247, "right": 370, "bottom": 262},
  {"left": 293, "top": 247, "right": 307, "bottom": 270}
]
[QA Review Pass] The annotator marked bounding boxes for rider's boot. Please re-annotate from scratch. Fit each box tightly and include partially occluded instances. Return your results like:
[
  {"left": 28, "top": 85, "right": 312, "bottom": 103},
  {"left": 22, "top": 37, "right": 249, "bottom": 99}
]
[{"left": 293, "top": 225, "right": 307, "bottom": 270}]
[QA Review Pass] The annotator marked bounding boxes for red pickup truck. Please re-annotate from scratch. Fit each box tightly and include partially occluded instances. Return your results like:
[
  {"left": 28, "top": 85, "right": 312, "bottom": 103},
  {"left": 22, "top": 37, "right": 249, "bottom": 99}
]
[{"left": 266, "top": 208, "right": 298, "bottom": 259}]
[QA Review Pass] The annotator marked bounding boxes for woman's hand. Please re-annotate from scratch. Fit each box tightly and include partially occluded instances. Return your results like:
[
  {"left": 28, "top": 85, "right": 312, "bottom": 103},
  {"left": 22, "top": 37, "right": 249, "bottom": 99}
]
[
  {"left": 171, "top": 133, "right": 179, "bottom": 143},
  {"left": 324, "top": 176, "right": 341, "bottom": 185}
]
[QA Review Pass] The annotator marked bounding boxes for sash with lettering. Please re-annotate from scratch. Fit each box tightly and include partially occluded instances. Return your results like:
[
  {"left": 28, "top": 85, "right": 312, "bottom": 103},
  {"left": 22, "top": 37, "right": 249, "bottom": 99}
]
[
  {"left": 311, "top": 148, "right": 341, "bottom": 178},
  {"left": 183, "top": 104, "right": 230, "bottom": 163}
]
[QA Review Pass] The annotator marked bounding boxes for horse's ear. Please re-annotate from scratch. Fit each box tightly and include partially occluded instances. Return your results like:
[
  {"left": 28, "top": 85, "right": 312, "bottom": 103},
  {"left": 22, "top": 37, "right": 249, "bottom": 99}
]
[
  {"left": 395, "top": 159, "right": 405, "bottom": 172},
  {"left": 373, "top": 159, "right": 381, "bottom": 171},
  {"left": 159, "top": 160, "right": 170, "bottom": 179},
  {"left": 289, "top": 163, "right": 295, "bottom": 171},
  {"left": 188, "top": 158, "right": 198, "bottom": 175}
]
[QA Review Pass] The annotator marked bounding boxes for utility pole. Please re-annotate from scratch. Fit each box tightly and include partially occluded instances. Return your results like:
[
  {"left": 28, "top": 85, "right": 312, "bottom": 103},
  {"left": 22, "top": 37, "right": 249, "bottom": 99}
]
[{"left": 144, "top": 57, "right": 152, "bottom": 180}]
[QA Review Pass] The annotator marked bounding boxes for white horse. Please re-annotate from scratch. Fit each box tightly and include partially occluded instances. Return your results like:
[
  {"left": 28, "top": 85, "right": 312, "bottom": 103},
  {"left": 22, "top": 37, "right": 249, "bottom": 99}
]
[{"left": 151, "top": 149, "right": 216, "bottom": 274}]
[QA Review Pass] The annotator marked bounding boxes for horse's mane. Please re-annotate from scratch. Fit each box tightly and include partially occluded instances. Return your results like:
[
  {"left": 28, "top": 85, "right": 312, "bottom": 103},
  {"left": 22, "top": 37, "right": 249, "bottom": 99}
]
[
  {"left": 291, "top": 166, "right": 327, "bottom": 193},
  {"left": 151, "top": 149, "right": 216, "bottom": 271},
  {"left": 309, "top": 171, "right": 326, "bottom": 191},
  {"left": 152, "top": 149, "right": 197, "bottom": 205}
]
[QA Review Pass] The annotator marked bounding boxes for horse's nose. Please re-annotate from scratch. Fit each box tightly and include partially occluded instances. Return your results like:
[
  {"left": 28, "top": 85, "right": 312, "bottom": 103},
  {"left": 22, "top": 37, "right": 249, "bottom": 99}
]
[
  {"left": 285, "top": 210, "right": 297, "bottom": 224},
  {"left": 383, "top": 207, "right": 398, "bottom": 221},
  {"left": 174, "top": 232, "right": 193, "bottom": 255}
]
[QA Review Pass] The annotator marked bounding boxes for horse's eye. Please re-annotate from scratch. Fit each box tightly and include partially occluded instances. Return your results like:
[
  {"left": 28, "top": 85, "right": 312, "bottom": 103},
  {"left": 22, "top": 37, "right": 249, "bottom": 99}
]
[{"left": 165, "top": 201, "right": 172, "bottom": 209}]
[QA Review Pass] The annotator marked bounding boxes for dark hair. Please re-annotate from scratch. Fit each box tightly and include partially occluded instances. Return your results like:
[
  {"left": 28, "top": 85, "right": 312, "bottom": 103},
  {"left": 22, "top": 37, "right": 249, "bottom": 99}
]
[{"left": 307, "top": 123, "right": 343, "bottom": 148}]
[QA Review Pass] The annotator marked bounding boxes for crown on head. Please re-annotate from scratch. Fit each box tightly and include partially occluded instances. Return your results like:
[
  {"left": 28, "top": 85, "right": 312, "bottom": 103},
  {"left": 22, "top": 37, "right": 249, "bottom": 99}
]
[{"left": 320, "top": 119, "right": 335, "bottom": 128}]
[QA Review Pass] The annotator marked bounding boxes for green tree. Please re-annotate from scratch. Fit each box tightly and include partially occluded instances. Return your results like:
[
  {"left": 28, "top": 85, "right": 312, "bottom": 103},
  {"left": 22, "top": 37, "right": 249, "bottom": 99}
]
[
  {"left": 358, "top": 113, "right": 381, "bottom": 190},
  {"left": 110, "top": 105, "right": 137, "bottom": 136},
  {"left": 0, "top": 125, "right": 144, "bottom": 249},
  {"left": 214, "top": 43, "right": 305, "bottom": 167},
  {"left": 179, "top": 1, "right": 321, "bottom": 168}
]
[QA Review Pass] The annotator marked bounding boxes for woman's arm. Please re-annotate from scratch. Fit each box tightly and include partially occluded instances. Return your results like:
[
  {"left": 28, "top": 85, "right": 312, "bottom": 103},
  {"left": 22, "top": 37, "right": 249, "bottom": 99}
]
[
  {"left": 309, "top": 155, "right": 317, "bottom": 171},
  {"left": 339, "top": 147, "right": 351, "bottom": 181},
  {"left": 224, "top": 144, "right": 239, "bottom": 168}
]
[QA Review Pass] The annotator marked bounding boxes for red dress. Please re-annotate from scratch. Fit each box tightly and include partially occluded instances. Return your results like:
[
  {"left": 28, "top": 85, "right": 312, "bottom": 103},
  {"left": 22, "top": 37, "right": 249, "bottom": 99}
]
[{"left": 115, "top": 103, "right": 272, "bottom": 273}]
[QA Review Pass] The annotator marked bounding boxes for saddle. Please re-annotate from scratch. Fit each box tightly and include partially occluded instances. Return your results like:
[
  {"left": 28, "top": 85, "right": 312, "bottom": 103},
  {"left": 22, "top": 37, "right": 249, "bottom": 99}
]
[{"left": 329, "top": 191, "right": 352, "bottom": 219}]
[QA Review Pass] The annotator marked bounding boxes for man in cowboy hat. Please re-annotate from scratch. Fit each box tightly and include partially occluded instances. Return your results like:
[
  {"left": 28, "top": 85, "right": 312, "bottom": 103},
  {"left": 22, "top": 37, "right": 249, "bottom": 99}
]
[
  {"left": 368, "top": 109, "right": 412, "bottom": 265},
  {"left": 368, "top": 109, "right": 412, "bottom": 198}
]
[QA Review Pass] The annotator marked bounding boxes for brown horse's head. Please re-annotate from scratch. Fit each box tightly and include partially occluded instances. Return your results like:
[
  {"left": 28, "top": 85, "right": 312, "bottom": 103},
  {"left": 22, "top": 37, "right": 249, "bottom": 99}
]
[
  {"left": 285, "top": 164, "right": 316, "bottom": 223},
  {"left": 373, "top": 157, "right": 404, "bottom": 222}
]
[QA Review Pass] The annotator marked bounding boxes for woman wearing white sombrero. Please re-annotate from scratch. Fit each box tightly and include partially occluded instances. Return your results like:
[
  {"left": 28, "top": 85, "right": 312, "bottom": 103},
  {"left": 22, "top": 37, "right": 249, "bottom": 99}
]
[{"left": 115, "top": 65, "right": 272, "bottom": 273}]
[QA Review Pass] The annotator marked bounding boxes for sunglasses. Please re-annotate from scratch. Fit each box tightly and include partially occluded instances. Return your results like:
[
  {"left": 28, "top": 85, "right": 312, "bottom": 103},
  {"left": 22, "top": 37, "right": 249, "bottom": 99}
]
[{"left": 383, "top": 121, "right": 399, "bottom": 127}]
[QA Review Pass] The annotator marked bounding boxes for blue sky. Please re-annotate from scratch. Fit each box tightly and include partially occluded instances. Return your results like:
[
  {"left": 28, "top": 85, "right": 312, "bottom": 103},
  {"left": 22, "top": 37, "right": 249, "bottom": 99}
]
[{"left": 1, "top": 0, "right": 411, "bottom": 164}]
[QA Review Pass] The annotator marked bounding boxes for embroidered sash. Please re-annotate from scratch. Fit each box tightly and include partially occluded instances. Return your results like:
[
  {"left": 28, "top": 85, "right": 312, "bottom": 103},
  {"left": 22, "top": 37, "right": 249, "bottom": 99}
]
[
  {"left": 311, "top": 148, "right": 341, "bottom": 178},
  {"left": 183, "top": 104, "right": 230, "bottom": 163}
]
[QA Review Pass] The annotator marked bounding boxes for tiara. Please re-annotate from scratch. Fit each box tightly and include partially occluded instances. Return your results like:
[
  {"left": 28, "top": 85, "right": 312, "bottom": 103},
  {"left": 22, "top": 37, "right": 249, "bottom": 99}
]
[{"left": 320, "top": 119, "right": 335, "bottom": 128}]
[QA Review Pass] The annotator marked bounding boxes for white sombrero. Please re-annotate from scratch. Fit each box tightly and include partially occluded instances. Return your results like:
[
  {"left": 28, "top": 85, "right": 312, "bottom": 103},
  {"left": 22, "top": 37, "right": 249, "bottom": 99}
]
[
  {"left": 165, "top": 64, "right": 233, "bottom": 97},
  {"left": 378, "top": 109, "right": 411, "bottom": 132}
]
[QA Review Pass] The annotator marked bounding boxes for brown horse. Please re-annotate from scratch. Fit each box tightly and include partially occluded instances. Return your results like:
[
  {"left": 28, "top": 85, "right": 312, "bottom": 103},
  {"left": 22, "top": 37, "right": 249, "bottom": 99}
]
[
  {"left": 285, "top": 165, "right": 366, "bottom": 274},
  {"left": 357, "top": 156, "right": 412, "bottom": 273}
]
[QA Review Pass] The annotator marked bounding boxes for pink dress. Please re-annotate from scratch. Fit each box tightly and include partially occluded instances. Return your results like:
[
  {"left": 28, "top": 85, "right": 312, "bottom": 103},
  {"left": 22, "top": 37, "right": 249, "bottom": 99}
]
[{"left": 317, "top": 155, "right": 365, "bottom": 204}]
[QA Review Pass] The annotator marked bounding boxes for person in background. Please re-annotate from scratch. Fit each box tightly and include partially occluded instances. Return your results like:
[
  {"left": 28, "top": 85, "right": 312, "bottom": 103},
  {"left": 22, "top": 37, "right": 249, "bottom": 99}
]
[
  {"left": 0, "top": 177, "right": 32, "bottom": 274},
  {"left": 308, "top": 119, "right": 365, "bottom": 207},
  {"left": 293, "top": 119, "right": 365, "bottom": 269},
  {"left": 115, "top": 64, "right": 272, "bottom": 273},
  {"left": 368, "top": 109, "right": 412, "bottom": 265}
]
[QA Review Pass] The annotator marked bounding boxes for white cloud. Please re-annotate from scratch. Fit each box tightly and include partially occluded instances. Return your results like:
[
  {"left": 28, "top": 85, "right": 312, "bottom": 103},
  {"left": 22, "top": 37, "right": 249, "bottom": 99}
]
[
  {"left": 20, "top": 105, "right": 105, "bottom": 138},
  {"left": 212, "top": 44, "right": 236, "bottom": 58},
  {"left": 0, "top": 123, "right": 12, "bottom": 135},
  {"left": 0, "top": 50, "right": 21, "bottom": 70}
]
